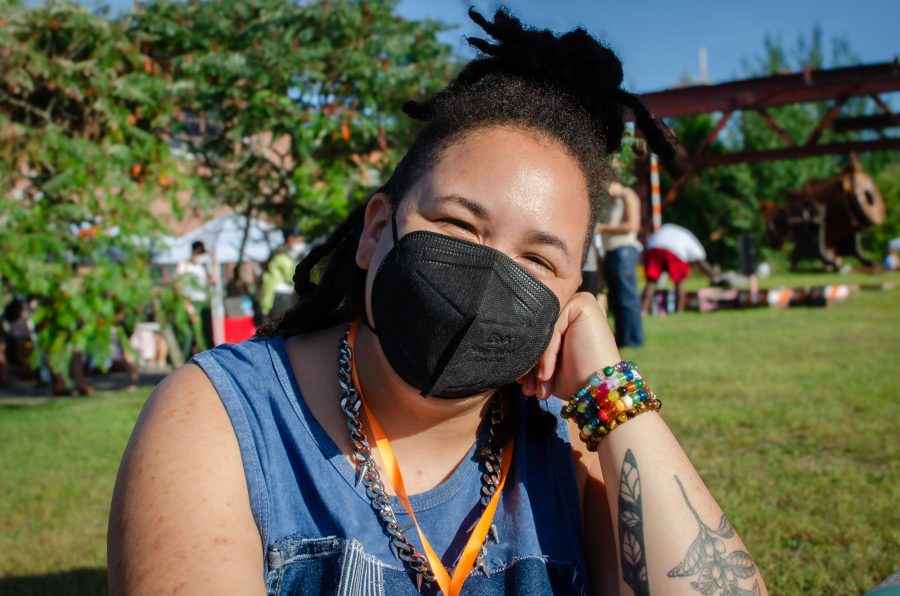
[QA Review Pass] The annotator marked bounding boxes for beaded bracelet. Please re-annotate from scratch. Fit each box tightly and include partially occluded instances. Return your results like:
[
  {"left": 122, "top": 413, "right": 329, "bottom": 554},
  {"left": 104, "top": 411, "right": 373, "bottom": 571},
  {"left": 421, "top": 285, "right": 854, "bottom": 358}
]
[{"left": 561, "top": 361, "right": 662, "bottom": 451}]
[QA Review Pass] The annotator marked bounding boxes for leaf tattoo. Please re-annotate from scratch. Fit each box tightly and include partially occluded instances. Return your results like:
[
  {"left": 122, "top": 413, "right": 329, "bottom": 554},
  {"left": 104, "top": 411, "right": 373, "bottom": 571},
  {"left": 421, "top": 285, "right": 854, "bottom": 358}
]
[
  {"left": 618, "top": 449, "right": 650, "bottom": 596},
  {"left": 667, "top": 476, "right": 760, "bottom": 596},
  {"left": 623, "top": 532, "right": 642, "bottom": 566}
]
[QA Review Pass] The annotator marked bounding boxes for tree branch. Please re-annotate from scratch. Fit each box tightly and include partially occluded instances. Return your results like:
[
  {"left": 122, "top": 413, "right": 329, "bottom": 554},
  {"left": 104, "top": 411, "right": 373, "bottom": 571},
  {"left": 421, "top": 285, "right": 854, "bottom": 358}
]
[{"left": 0, "top": 88, "right": 53, "bottom": 125}]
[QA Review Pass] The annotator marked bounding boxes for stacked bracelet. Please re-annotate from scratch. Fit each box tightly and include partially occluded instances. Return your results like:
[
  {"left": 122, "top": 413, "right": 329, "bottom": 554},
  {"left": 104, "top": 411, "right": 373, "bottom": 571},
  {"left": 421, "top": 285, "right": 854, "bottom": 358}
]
[{"left": 561, "top": 361, "right": 662, "bottom": 451}]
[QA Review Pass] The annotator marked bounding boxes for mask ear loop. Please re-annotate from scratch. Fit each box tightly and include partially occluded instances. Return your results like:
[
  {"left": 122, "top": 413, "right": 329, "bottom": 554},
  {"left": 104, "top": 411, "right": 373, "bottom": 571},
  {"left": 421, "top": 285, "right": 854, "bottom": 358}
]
[
  {"left": 390, "top": 206, "right": 400, "bottom": 246},
  {"left": 362, "top": 205, "right": 401, "bottom": 338}
]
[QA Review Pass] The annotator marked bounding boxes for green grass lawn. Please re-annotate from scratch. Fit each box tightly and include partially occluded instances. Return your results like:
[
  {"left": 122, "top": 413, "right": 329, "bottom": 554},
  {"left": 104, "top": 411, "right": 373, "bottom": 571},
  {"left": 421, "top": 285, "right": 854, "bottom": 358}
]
[
  {"left": 1, "top": 279, "right": 898, "bottom": 595},
  {"left": 621, "top": 281, "right": 900, "bottom": 595}
]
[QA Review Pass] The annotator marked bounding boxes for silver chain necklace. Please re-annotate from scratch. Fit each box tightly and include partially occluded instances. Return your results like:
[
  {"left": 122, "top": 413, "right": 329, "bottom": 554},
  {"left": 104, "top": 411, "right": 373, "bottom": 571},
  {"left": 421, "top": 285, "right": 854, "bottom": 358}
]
[{"left": 337, "top": 327, "right": 504, "bottom": 590}]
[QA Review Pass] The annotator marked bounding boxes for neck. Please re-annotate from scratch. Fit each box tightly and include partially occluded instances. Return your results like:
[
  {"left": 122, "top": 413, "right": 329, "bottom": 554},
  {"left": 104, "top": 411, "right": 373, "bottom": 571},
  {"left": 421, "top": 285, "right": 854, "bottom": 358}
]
[{"left": 353, "top": 324, "right": 492, "bottom": 447}]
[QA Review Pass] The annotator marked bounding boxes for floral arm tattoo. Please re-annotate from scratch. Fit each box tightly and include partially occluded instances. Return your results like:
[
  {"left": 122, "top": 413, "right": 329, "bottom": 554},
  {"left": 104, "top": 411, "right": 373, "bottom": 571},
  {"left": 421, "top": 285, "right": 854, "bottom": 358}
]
[
  {"left": 667, "top": 475, "right": 761, "bottom": 596},
  {"left": 618, "top": 449, "right": 650, "bottom": 596}
]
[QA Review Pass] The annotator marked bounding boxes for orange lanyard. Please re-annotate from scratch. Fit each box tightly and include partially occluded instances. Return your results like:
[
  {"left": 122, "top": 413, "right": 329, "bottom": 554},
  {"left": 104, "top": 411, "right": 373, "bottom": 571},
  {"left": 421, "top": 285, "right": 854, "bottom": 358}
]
[{"left": 348, "top": 322, "right": 514, "bottom": 596}]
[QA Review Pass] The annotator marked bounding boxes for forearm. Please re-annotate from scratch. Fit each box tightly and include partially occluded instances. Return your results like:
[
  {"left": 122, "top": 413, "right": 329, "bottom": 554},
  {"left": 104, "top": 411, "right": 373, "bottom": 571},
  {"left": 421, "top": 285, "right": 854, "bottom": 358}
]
[{"left": 596, "top": 412, "right": 767, "bottom": 596}]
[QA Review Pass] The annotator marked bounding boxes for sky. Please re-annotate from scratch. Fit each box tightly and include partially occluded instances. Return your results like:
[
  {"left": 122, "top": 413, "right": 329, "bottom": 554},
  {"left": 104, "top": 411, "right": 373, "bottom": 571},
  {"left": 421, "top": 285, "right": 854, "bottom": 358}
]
[
  {"left": 396, "top": 0, "right": 899, "bottom": 92},
  {"left": 66, "top": 0, "right": 899, "bottom": 93}
]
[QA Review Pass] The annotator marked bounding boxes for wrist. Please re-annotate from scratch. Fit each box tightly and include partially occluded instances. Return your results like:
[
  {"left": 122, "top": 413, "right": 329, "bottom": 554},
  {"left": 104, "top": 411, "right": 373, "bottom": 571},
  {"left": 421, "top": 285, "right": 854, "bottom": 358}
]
[{"left": 560, "top": 361, "right": 662, "bottom": 452}]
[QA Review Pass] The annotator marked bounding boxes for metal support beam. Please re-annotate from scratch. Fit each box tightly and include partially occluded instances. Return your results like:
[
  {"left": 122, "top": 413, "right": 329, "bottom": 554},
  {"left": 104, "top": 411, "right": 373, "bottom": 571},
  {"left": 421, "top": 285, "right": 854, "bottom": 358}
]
[
  {"left": 832, "top": 113, "right": 900, "bottom": 132},
  {"left": 755, "top": 108, "right": 796, "bottom": 146},
  {"left": 870, "top": 93, "right": 893, "bottom": 115},
  {"left": 692, "top": 137, "right": 900, "bottom": 168},
  {"left": 662, "top": 175, "right": 691, "bottom": 207},
  {"left": 805, "top": 97, "right": 848, "bottom": 146},
  {"left": 696, "top": 110, "right": 734, "bottom": 155},
  {"left": 637, "top": 62, "right": 900, "bottom": 119}
]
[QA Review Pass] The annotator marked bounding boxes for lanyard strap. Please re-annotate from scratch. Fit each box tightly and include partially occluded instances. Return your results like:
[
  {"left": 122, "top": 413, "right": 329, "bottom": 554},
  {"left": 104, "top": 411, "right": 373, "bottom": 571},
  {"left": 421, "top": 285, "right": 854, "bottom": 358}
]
[{"left": 348, "top": 322, "right": 514, "bottom": 596}]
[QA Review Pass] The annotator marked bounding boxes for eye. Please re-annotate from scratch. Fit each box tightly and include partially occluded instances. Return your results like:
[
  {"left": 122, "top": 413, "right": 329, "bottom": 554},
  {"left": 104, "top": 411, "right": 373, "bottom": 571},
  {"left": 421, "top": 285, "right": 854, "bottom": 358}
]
[
  {"left": 439, "top": 217, "right": 477, "bottom": 234},
  {"left": 523, "top": 254, "right": 553, "bottom": 273}
]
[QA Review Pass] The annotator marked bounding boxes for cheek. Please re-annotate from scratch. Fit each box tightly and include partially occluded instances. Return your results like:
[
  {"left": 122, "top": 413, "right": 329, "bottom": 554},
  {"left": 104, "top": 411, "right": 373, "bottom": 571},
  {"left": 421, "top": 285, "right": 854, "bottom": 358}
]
[{"left": 547, "top": 276, "right": 581, "bottom": 312}]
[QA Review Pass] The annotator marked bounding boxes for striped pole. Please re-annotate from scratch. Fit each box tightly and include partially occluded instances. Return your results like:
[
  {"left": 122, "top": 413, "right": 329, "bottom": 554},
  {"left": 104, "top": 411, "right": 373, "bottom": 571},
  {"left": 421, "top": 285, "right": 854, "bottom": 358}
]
[{"left": 650, "top": 153, "right": 662, "bottom": 231}]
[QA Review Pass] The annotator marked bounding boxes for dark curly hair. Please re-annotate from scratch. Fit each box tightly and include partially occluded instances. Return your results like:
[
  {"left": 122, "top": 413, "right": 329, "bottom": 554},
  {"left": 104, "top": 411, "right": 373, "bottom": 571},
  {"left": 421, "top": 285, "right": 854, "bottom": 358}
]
[{"left": 261, "top": 7, "right": 674, "bottom": 338}]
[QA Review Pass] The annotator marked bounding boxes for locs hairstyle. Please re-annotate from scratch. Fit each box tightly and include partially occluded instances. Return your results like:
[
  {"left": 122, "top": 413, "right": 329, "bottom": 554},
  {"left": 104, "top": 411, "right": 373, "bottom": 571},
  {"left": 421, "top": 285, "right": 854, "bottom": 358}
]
[{"left": 260, "top": 8, "right": 675, "bottom": 339}]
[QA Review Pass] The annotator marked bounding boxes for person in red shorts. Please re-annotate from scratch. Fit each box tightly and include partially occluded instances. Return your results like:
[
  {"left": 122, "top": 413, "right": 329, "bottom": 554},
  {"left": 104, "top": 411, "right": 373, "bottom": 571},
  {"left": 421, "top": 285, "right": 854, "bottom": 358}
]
[{"left": 641, "top": 223, "right": 719, "bottom": 314}]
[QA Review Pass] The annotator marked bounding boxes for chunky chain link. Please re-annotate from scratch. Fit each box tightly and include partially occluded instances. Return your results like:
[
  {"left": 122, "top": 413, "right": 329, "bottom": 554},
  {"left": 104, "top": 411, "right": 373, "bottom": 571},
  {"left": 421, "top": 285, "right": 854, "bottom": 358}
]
[{"left": 337, "top": 328, "right": 504, "bottom": 587}]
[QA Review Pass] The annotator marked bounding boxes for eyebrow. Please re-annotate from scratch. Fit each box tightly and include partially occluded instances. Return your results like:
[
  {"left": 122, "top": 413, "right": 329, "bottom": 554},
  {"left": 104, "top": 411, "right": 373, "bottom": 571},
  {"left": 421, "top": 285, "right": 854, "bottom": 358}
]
[
  {"left": 439, "top": 194, "right": 490, "bottom": 221},
  {"left": 527, "top": 230, "right": 570, "bottom": 257}
]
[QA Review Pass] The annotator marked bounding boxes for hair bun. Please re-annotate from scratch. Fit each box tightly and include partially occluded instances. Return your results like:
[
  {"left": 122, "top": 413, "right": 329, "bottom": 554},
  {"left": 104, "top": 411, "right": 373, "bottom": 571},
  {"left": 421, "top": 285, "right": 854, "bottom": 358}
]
[{"left": 404, "top": 7, "right": 676, "bottom": 165}]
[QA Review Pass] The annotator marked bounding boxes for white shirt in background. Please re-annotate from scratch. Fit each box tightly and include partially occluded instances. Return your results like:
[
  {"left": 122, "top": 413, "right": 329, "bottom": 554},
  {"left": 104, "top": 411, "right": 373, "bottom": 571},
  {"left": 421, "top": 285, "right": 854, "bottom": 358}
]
[
  {"left": 176, "top": 254, "right": 213, "bottom": 302},
  {"left": 646, "top": 223, "right": 706, "bottom": 263}
]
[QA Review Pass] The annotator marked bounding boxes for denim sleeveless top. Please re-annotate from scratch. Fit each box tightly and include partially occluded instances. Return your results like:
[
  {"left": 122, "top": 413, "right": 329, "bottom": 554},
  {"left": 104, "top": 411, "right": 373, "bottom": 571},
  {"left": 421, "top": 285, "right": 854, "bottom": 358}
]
[{"left": 192, "top": 336, "right": 589, "bottom": 596}]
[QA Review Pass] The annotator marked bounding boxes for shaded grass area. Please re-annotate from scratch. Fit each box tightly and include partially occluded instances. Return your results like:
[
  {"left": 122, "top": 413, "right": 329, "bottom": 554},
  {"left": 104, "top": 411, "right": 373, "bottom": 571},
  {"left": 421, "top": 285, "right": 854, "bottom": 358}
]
[
  {"left": 621, "top": 286, "right": 900, "bottom": 594},
  {"left": 1, "top": 284, "right": 898, "bottom": 594}
]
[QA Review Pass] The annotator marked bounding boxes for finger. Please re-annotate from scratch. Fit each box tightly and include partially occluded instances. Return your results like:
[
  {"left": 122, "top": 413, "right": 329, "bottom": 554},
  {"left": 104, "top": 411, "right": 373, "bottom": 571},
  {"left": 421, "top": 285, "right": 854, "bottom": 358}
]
[
  {"left": 536, "top": 377, "right": 555, "bottom": 400},
  {"left": 517, "top": 370, "right": 535, "bottom": 396},
  {"left": 536, "top": 332, "right": 561, "bottom": 382},
  {"left": 536, "top": 306, "right": 574, "bottom": 382}
]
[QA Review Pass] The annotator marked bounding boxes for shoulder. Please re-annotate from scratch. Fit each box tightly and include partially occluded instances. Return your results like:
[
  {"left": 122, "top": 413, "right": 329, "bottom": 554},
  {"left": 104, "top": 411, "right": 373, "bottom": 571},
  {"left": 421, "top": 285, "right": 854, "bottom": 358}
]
[
  {"left": 621, "top": 186, "right": 640, "bottom": 203},
  {"left": 193, "top": 337, "right": 276, "bottom": 378},
  {"left": 108, "top": 364, "right": 265, "bottom": 594}
]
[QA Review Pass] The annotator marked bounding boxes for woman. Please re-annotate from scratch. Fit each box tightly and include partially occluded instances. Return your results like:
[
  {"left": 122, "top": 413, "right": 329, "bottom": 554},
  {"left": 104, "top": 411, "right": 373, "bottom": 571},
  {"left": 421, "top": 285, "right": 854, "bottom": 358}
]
[
  {"left": 109, "top": 10, "right": 767, "bottom": 596},
  {"left": 599, "top": 180, "right": 643, "bottom": 347}
]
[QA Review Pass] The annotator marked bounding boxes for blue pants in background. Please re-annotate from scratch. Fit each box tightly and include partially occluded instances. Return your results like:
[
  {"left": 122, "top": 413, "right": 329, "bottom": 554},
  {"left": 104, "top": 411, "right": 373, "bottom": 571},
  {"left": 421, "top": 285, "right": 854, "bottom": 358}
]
[{"left": 603, "top": 245, "right": 644, "bottom": 348}]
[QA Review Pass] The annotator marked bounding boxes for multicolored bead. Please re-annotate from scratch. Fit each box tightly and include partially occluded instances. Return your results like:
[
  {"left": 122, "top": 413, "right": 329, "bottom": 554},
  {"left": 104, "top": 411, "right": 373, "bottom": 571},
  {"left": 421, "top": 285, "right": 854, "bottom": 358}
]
[{"left": 564, "top": 363, "right": 662, "bottom": 448}]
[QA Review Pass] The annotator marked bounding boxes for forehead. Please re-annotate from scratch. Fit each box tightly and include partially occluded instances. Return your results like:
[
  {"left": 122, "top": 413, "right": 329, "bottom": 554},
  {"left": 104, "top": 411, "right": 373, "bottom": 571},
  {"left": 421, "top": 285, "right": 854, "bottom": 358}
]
[{"left": 412, "top": 126, "right": 591, "bottom": 242}]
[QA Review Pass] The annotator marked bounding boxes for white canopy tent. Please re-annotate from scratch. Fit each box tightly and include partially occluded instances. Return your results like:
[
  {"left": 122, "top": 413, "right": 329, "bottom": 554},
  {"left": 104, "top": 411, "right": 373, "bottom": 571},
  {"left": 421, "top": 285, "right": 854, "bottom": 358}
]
[
  {"left": 152, "top": 213, "right": 284, "bottom": 265},
  {"left": 151, "top": 213, "right": 285, "bottom": 347}
]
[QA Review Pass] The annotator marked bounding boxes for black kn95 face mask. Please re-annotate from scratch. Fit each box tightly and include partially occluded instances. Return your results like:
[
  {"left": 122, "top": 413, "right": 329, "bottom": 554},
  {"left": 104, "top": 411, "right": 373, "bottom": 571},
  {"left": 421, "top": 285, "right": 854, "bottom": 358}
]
[{"left": 369, "top": 216, "right": 560, "bottom": 398}]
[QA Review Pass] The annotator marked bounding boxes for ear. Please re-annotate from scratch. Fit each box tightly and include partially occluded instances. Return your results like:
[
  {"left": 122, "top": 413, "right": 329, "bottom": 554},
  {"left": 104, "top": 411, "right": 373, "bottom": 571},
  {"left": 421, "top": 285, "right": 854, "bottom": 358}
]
[{"left": 355, "top": 192, "right": 392, "bottom": 270}]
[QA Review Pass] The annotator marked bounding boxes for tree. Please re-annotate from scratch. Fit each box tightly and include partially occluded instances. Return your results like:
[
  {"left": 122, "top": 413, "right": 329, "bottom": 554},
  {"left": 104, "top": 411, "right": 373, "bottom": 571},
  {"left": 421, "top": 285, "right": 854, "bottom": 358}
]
[
  {"left": 1, "top": 0, "right": 456, "bottom": 377},
  {"left": 0, "top": 1, "right": 188, "bottom": 379},
  {"left": 131, "top": 0, "right": 455, "bottom": 252}
]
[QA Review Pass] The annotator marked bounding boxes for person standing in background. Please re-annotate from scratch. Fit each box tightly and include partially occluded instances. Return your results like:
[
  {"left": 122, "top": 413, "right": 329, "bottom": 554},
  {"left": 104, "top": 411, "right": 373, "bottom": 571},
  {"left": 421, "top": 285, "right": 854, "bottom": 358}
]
[
  {"left": 578, "top": 222, "right": 602, "bottom": 296},
  {"left": 176, "top": 241, "right": 214, "bottom": 354},
  {"left": 260, "top": 226, "right": 308, "bottom": 321},
  {"left": 599, "top": 180, "right": 643, "bottom": 348}
]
